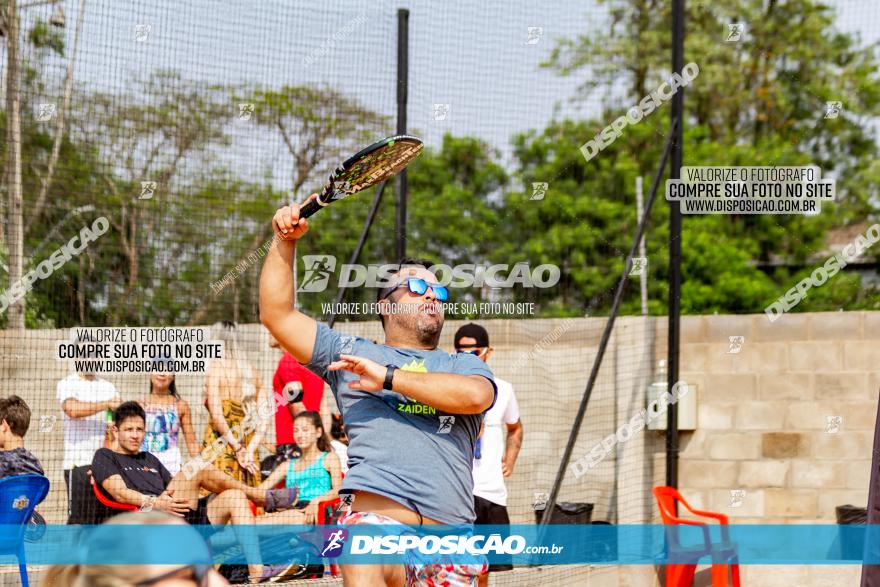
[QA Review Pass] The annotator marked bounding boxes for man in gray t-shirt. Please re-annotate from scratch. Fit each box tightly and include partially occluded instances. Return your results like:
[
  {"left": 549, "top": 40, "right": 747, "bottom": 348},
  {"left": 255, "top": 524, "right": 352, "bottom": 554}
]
[
  {"left": 307, "top": 321, "right": 494, "bottom": 525},
  {"left": 260, "top": 199, "right": 497, "bottom": 586}
]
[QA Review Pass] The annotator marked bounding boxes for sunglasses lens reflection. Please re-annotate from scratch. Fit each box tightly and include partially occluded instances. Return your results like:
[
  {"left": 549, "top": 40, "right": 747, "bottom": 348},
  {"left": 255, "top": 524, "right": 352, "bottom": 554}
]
[{"left": 408, "top": 278, "right": 427, "bottom": 295}]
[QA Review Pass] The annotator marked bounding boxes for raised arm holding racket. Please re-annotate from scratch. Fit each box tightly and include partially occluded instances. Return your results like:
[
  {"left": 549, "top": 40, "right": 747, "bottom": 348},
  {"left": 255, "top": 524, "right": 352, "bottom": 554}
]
[{"left": 260, "top": 135, "right": 497, "bottom": 587}]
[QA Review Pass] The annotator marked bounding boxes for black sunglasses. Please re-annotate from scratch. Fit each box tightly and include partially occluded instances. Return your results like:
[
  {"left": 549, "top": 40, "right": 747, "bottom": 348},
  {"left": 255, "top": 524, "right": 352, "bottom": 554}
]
[{"left": 134, "top": 565, "right": 212, "bottom": 587}]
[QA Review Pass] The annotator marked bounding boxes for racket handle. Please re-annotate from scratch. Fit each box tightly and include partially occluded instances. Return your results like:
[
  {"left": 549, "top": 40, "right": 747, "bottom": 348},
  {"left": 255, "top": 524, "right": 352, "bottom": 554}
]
[{"left": 298, "top": 198, "right": 323, "bottom": 220}]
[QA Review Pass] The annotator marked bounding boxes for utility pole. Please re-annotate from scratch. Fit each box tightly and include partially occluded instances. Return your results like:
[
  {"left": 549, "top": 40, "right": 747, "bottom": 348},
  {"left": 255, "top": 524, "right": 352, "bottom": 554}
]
[
  {"left": 666, "top": 0, "right": 685, "bottom": 489},
  {"left": 395, "top": 8, "right": 409, "bottom": 261},
  {"left": 5, "top": 0, "right": 25, "bottom": 329},
  {"left": 3, "top": 0, "right": 68, "bottom": 329}
]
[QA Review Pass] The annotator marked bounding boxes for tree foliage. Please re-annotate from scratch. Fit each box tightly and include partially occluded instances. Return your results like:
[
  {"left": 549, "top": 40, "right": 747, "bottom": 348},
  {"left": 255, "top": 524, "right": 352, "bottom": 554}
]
[
  {"left": 538, "top": 0, "right": 880, "bottom": 314},
  {"left": 2, "top": 0, "right": 878, "bottom": 327}
]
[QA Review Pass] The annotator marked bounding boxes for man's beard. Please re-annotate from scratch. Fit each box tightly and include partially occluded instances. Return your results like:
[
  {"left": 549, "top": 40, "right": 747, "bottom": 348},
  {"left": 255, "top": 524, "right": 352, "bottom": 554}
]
[
  {"left": 391, "top": 309, "right": 443, "bottom": 347},
  {"left": 414, "top": 314, "right": 443, "bottom": 346}
]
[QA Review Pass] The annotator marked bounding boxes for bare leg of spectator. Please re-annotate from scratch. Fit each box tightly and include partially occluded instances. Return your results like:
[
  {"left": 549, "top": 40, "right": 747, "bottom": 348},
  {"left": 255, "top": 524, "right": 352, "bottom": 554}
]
[
  {"left": 167, "top": 464, "right": 289, "bottom": 509},
  {"left": 206, "top": 489, "right": 263, "bottom": 582}
]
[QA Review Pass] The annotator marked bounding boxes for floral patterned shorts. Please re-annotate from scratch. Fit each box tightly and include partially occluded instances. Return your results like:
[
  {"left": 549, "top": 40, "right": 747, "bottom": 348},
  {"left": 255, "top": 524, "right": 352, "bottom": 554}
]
[{"left": 339, "top": 510, "right": 488, "bottom": 586}]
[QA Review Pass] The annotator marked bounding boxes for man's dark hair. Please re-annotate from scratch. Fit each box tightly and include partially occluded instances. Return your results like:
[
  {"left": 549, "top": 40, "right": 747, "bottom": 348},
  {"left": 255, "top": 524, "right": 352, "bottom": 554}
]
[
  {"left": 0, "top": 395, "right": 31, "bottom": 437},
  {"left": 377, "top": 257, "right": 436, "bottom": 325},
  {"left": 454, "top": 323, "right": 490, "bottom": 348},
  {"left": 331, "top": 413, "right": 346, "bottom": 441},
  {"left": 113, "top": 401, "right": 146, "bottom": 427}
]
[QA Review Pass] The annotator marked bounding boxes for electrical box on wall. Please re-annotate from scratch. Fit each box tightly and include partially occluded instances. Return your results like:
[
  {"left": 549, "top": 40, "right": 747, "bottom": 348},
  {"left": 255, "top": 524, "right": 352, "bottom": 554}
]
[{"left": 645, "top": 361, "right": 697, "bottom": 430}]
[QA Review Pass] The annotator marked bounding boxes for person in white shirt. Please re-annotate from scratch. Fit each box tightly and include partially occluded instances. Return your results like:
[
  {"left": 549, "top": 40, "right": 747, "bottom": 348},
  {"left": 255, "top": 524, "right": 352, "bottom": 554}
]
[
  {"left": 454, "top": 323, "right": 524, "bottom": 587},
  {"left": 57, "top": 358, "right": 121, "bottom": 510}
]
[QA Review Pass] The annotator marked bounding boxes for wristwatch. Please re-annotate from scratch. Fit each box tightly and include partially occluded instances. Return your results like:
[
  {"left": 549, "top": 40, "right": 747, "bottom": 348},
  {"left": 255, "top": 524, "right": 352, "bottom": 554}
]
[{"left": 383, "top": 364, "right": 398, "bottom": 390}]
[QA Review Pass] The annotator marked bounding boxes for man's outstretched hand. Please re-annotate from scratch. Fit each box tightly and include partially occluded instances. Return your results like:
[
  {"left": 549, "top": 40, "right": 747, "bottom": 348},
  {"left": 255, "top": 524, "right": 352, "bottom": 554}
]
[{"left": 328, "top": 354, "right": 386, "bottom": 392}]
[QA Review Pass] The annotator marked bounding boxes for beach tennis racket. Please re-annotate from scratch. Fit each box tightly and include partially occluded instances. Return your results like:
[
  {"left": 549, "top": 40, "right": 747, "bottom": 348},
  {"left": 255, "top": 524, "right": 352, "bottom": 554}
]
[{"left": 297, "top": 135, "right": 423, "bottom": 220}]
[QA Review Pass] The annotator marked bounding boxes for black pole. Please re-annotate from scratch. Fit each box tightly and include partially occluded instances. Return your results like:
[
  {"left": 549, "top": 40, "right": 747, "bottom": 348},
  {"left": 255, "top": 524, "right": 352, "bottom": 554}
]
[
  {"left": 666, "top": 0, "right": 685, "bottom": 489},
  {"left": 395, "top": 9, "right": 409, "bottom": 261},
  {"left": 327, "top": 181, "right": 389, "bottom": 329},
  {"left": 539, "top": 119, "right": 678, "bottom": 532}
]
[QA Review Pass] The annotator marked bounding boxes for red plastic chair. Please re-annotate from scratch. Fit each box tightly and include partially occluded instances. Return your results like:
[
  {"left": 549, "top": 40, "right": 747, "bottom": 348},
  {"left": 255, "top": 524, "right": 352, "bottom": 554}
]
[
  {"left": 653, "top": 486, "right": 741, "bottom": 587},
  {"left": 316, "top": 498, "right": 341, "bottom": 525},
  {"left": 90, "top": 476, "right": 138, "bottom": 512}
]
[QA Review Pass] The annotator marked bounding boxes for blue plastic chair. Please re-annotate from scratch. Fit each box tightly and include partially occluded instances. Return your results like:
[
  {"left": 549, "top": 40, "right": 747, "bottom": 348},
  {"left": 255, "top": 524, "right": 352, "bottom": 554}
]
[{"left": 0, "top": 475, "right": 50, "bottom": 587}]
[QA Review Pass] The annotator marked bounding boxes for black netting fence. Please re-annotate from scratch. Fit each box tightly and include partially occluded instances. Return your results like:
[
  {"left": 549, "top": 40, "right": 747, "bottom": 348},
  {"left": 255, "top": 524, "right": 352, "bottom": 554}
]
[{"left": 0, "top": 0, "right": 878, "bottom": 585}]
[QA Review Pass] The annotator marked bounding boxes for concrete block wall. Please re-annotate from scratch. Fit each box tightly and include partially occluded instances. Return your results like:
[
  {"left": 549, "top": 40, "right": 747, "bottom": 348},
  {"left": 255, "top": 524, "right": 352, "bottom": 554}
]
[{"left": 653, "top": 312, "right": 879, "bottom": 524}]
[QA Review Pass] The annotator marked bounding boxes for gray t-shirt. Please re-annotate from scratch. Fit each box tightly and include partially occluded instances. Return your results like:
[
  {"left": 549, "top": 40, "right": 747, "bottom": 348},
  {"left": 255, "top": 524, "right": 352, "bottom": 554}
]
[{"left": 306, "top": 323, "right": 497, "bottom": 525}]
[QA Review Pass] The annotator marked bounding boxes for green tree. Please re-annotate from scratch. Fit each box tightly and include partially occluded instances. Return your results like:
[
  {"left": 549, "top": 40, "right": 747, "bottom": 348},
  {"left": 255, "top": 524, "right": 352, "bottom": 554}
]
[
  {"left": 0, "top": 6, "right": 94, "bottom": 329},
  {"left": 526, "top": 0, "right": 880, "bottom": 315},
  {"left": 70, "top": 70, "right": 232, "bottom": 325}
]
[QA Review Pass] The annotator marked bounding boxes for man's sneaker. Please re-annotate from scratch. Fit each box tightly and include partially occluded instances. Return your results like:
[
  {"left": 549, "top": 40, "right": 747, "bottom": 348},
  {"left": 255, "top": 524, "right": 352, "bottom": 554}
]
[
  {"left": 257, "top": 563, "right": 304, "bottom": 583},
  {"left": 265, "top": 487, "right": 299, "bottom": 513},
  {"left": 272, "top": 564, "right": 310, "bottom": 583}
]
